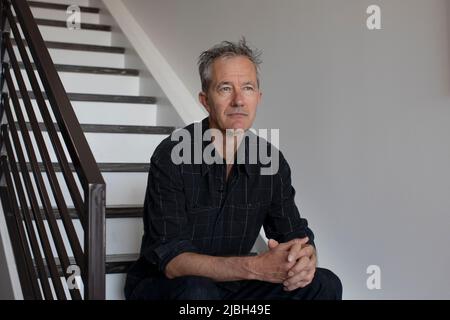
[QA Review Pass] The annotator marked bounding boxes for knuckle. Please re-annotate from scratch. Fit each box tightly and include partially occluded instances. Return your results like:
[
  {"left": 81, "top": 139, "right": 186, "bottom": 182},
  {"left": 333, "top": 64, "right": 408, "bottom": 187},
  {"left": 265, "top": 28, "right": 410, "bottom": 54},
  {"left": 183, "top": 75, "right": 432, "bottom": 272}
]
[{"left": 282, "top": 264, "right": 291, "bottom": 272}]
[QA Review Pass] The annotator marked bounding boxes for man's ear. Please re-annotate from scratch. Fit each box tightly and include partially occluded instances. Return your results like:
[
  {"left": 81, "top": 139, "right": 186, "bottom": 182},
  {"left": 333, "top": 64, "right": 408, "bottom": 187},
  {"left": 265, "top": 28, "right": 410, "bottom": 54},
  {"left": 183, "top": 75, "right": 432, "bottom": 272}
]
[{"left": 199, "top": 92, "right": 210, "bottom": 113}]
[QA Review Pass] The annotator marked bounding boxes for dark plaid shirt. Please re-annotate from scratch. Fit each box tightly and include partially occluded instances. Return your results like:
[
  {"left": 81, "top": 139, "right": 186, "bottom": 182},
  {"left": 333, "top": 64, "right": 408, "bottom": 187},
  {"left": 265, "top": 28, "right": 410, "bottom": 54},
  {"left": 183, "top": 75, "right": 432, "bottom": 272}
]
[{"left": 126, "top": 117, "right": 315, "bottom": 287}]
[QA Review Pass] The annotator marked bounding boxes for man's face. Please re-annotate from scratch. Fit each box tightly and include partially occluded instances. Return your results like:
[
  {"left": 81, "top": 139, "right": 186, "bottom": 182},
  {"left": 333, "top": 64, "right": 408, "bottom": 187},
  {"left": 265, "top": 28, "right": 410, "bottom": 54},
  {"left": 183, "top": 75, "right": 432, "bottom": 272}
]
[{"left": 199, "top": 55, "right": 262, "bottom": 132}]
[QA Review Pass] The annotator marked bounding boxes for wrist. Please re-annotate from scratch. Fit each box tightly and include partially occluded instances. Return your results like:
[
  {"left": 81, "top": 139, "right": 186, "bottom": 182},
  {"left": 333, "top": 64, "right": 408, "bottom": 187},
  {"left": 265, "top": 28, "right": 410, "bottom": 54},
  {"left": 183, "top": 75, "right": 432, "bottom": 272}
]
[{"left": 243, "top": 255, "right": 261, "bottom": 281}]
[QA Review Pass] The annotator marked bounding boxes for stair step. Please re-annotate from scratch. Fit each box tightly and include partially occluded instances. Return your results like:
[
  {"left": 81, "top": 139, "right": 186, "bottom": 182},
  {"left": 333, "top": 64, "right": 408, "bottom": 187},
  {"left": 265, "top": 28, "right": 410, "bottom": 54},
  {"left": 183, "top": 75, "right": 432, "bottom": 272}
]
[
  {"left": 12, "top": 39, "right": 125, "bottom": 54},
  {"left": 15, "top": 17, "right": 111, "bottom": 31},
  {"left": 34, "top": 253, "right": 139, "bottom": 277},
  {"left": 18, "top": 91, "right": 157, "bottom": 104},
  {"left": 105, "top": 254, "right": 139, "bottom": 274},
  {"left": 18, "top": 62, "right": 139, "bottom": 76},
  {"left": 13, "top": 69, "right": 139, "bottom": 96},
  {"left": 28, "top": 0, "right": 100, "bottom": 14},
  {"left": 23, "top": 162, "right": 150, "bottom": 173},
  {"left": 12, "top": 39, "right": 125, "bottom": 67},
  {"left": 24, "top": 205, "right": 143, "bottom": 220},
  {"left": 28, "top": 0, "right": 92, "bottom": 7},
  {"left": 16, "top": 122, "right": 175, "bottom": 135}
]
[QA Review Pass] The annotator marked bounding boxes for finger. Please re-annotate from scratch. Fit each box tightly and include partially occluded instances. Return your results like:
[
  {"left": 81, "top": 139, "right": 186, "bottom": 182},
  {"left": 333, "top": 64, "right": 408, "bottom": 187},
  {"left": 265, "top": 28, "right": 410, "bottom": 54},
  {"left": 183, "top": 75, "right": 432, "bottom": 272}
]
[
  {"left": 288, "top": 244, "right": 315, "bottom": 262},
  {"left": 295, "top": 280, "right": 310, "bottom": 289},
  {"left": 287, "top": 256, "right": 310, "bottom": 277},
  {"left": 297, "top": 254, "right": 316, "bottom": 274},
  {"left": 284, "top": 269, "right": 315, "bottom": 290},
  {"left": 307, "top": 254, "right": 317, "bottom": 270},
  {"left": 267, "top": 239, "right": 279, "bottom": 250},
  {"left": 287, "top": 242, "right": 305, "bottom": 262},
  {"left": 278, "top": 237, "right": 309, "bottom": 252},
  {"left": 284, "top": 269, "right": 308, "bottom": 288},
  {"left": 296, "top": 271, "right": 316, "bottom": 288},
  {"left": 283, "top": 277, "right": 306, "bottom": 291}
]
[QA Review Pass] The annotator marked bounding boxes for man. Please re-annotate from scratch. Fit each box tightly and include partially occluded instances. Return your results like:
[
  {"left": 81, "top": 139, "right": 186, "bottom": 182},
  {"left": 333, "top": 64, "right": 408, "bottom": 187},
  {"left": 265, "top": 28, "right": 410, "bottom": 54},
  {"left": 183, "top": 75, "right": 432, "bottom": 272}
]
[{"left": 124, "top": 39, "right": 342, "bottom": 300}]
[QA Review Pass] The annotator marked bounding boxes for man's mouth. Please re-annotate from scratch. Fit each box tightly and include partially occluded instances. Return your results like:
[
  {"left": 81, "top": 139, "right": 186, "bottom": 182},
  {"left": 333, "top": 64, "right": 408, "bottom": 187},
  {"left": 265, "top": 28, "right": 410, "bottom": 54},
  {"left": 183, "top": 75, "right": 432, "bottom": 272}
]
[{"left": 227, "top": 113, "right": 248, "bottom": 117}]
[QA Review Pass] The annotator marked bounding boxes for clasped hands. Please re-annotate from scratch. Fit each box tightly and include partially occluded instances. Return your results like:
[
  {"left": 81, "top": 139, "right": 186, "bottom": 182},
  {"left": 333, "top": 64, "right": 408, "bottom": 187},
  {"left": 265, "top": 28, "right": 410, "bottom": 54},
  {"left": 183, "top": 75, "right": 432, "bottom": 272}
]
[{"left": 253, "top": 237, "right": 317, "bottom": 291}]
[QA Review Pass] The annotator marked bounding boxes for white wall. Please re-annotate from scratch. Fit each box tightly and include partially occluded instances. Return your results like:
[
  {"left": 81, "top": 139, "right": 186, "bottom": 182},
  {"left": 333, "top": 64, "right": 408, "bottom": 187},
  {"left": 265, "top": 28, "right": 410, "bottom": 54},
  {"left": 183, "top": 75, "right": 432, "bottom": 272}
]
[{"left": 123, "top": 0, "right": 450, "bottom": 299}]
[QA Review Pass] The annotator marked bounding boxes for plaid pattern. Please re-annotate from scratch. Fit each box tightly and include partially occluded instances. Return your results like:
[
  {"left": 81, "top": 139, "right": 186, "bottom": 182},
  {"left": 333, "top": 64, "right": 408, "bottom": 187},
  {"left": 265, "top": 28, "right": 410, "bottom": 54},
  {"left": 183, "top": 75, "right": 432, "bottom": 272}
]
[{"left": 128, "top": 117, "right": 314, "bottom": 280}]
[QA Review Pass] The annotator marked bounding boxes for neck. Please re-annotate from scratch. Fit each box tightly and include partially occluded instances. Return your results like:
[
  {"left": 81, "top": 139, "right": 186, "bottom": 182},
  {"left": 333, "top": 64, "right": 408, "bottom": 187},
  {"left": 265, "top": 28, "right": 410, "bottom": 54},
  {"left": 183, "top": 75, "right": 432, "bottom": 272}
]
[{"left": 208, "top": 118, "right": 245, "bottom": 164}]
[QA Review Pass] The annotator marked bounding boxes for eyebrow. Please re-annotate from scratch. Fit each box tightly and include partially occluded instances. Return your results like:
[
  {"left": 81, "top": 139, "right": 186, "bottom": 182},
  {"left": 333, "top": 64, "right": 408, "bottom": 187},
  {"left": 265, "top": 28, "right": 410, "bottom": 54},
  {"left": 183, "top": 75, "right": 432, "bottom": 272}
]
[
  {"left": 216, "top": 81, "right": 256, "bottom": 87},
  {"left": 216, "top": 81, "right": 233, "bottom": 88}
]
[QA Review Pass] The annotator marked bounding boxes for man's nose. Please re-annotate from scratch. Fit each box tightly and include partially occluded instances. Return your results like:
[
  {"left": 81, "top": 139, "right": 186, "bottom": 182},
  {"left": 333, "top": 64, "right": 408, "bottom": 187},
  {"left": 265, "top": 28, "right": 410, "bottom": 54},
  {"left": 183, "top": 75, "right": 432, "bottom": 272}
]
[{"left": 231, "top": 89, "right": 244, "bottom": 107}]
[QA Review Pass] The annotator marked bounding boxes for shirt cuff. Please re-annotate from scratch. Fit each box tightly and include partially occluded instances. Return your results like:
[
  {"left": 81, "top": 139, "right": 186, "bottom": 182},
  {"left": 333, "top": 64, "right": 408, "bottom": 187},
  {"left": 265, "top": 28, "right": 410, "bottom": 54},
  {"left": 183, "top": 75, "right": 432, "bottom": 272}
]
[{"left": 279, "top": 229, "right": 315, "bottom": 248}]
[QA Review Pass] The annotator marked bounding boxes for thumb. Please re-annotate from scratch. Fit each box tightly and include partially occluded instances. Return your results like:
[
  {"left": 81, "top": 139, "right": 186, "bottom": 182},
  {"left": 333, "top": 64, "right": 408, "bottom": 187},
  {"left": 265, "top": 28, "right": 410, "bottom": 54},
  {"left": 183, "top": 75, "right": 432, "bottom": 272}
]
[{"left": 268, "top": 239, "right": 279, "bottom": 249}]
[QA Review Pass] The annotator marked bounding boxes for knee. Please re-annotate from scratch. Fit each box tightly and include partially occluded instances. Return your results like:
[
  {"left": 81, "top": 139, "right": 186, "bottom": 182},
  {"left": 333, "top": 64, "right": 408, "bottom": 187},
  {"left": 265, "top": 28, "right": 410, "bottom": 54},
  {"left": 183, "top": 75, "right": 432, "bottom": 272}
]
[
  {"left": 171, "top": 276, "right": 221, "bottom": 300},
  {"left": 311, "top": 268, "right": 343, "bottom": 300}
]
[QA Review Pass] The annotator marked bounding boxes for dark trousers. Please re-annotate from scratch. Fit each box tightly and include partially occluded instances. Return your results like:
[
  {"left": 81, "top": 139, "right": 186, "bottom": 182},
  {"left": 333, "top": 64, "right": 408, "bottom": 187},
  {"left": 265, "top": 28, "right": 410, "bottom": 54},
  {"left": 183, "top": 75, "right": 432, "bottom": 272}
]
[{"left": 125, "top": 268, "right": 342, "bottom": 300}]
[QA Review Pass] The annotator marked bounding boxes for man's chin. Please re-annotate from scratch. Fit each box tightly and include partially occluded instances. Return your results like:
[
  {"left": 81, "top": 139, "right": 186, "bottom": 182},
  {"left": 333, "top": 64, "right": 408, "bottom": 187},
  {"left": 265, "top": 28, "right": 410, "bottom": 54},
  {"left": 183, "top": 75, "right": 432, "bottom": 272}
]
[
  {"left": 224, "top": 120, "right": 252, "bottom": 132},
  {"left": 225, "top": 126, "right": 248, "bottom": 133}
]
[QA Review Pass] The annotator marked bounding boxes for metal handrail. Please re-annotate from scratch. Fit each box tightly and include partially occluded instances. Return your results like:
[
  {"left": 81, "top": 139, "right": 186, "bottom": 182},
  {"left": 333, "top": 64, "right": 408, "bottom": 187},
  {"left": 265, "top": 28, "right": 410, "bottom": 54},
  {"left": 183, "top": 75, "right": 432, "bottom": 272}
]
[{"left": 0, "top": 0, "right": 105, "bottom": 299}]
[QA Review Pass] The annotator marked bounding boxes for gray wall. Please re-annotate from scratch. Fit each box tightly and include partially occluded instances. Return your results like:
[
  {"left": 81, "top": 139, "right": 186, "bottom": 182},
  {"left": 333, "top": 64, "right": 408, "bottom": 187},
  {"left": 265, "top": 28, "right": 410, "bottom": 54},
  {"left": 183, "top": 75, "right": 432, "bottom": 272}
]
[{"left": 124, "top": 0, "right": 450, "bottom": 299}]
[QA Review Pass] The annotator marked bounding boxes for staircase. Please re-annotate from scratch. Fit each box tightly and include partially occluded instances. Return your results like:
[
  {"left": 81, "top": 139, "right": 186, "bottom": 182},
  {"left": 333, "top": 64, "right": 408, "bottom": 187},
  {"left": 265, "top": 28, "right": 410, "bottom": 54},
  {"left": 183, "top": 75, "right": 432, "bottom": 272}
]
[{"left": 0, "top": 0, "right": 181, "bottom": 299}]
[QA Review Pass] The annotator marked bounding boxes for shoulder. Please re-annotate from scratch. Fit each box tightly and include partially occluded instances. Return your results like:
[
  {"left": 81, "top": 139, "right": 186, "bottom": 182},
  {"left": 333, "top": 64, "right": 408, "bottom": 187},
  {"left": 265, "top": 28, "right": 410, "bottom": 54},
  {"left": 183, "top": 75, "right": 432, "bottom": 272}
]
[
  {"left": 150, "top": 121, "right": 199, "bottom": 164},
  {"left": 245, "top": 129, "right": 289, "bottom": 176}
]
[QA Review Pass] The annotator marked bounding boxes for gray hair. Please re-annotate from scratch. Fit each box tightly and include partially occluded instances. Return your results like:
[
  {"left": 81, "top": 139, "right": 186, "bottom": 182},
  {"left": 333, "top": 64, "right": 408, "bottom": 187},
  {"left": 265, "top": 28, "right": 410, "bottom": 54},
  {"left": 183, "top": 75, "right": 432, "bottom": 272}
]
[{"left": 198, "top": 38, "right": 262, "bottom": 92}]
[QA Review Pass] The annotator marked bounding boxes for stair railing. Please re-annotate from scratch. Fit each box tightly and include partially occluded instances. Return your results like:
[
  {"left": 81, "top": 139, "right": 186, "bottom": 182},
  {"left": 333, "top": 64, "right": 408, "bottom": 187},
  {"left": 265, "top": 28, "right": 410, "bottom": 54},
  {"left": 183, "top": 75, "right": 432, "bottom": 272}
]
[{"left": 0, "top": 0, "right": 105, "bottom": 299}]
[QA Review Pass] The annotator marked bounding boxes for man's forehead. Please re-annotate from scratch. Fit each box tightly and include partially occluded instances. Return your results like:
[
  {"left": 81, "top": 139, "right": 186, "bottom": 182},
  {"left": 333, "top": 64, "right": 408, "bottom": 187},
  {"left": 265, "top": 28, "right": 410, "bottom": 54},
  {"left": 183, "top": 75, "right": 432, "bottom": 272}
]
[{"left": 211, "top": 56, "right": 257, "bottom": 80}]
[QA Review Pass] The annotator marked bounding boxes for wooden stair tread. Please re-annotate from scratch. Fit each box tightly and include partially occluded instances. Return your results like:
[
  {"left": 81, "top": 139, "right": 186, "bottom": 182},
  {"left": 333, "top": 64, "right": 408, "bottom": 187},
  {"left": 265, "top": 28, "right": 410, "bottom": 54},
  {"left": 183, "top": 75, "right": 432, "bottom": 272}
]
[
  {"left": 18, "top": 62, "right": 140, "bottom": 76},
  {"left": 21, "top": 162, "right": 150, "bottom": 173},
  {"left": 28, "top": 1, "right": 100, "bottom": 14},
  {"left": 14, "top": 17, "right": 111, "bottom": 31},
  {"left": 20, "top": 205, "right": 144, "bottom": 220},
  {"left": 14, "top": 122, "right": 175, "bottom": 135},
  {"left": 17, "top": 91, "right": 157, "bottom": 104},
  {"left": 12, "top": 39, "right": 126, "bottom": 54},
  {"left": 33, "top": 253, "right": 139, "bottom": 276}
]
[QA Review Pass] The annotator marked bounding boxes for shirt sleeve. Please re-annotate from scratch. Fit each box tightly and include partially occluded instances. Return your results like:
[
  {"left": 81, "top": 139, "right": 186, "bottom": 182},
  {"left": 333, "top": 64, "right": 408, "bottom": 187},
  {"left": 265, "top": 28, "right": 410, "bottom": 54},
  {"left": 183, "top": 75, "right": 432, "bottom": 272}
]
[
  {"left": 140, "top": 141, "right": 200, "bottom": 273},
  {"left": 263, "top": 151, "right": 316, "bottom": 248}
]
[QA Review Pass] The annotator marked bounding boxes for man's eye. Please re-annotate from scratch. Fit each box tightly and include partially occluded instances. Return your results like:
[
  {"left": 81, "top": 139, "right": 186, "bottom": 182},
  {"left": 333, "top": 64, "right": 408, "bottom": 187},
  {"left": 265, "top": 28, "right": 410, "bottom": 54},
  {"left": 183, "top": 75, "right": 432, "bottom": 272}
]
[
  {"left": 219, "top": 87, "right": 232, "bottom": 92},
  {"left": 243, "top": 86, "right": 254, "bottom": 91}
]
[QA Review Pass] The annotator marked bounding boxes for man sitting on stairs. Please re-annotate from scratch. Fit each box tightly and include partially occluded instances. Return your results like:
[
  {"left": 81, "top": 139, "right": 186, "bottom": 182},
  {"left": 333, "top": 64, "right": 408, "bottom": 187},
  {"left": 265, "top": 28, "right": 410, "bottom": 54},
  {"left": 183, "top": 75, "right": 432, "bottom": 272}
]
[{"left": 124, "top": 38, "right": 342, "bottom": 300}]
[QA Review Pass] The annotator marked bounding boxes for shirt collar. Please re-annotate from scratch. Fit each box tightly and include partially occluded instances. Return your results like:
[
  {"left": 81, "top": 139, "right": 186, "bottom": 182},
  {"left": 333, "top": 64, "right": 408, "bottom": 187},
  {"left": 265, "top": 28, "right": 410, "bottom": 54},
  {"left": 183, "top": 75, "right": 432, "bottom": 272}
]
[{"left": 200, "top": 117, "right": 255, "bottom": 178}]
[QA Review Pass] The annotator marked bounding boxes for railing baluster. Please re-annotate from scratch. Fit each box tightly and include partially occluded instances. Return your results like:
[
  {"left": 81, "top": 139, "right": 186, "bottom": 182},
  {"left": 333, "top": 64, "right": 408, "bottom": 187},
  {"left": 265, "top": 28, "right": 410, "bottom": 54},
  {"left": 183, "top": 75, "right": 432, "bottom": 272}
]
[
  {"left": 3, "top": 73, "right": 67, "bottom": 300},
  {"left": 3, "top": 99, "right": 65, "bottom": 299},
  {"left": 5, "top": 8, "right": 86, "bottom": 226},
  {"left": 11, "top": 0, "right": 106, "bottom": 299},
  {"left": 10, "top": 0, "right": 105, "bottom": 191},
  {"left": 4, "top": 33, "right": 84, "bottom": 299},
  {"left": 0, "top": 0, "right": 106, "bottom": 299},
  {"left": 5, "top": 65, "right": 85, "bottom": 299},
  {"left": 0, "top": 123, "right": 50, "bottom": 299},
  {"left": 0, "top": 153, "right": 41, "bottom": 299}
]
